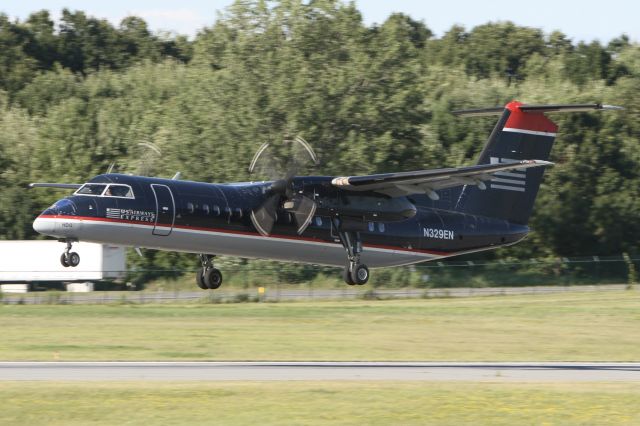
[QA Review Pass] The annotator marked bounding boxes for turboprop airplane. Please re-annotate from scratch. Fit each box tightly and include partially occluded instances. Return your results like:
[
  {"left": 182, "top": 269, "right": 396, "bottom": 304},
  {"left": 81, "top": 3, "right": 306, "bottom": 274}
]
[{"left": 31, "top": 101, "right": 621, "bottom": 289}]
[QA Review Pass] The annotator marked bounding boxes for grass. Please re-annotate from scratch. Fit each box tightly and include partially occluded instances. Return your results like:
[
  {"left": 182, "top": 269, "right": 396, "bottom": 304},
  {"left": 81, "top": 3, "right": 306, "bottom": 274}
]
[
  {"left": 2, "top": 292, "right": 639, "bottom": 425},
  {"left": 1, "top": 290, "right": 639, "bottom": 361},
  {"left": 142, "top": 271, "right": 348, "bottom": 291},
  {"left": 1, "top": 381, "right": 639, "bottom": 425}
]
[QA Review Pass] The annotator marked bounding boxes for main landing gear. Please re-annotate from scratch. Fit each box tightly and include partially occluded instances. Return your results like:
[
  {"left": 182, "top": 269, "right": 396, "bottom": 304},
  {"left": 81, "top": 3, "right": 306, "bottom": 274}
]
[
  {"left": 196, "top": 254, "right": 223, "bottom": 290},
  {"left": 332, "top": 218, "right": 369, "bottom": 286},
  {"left": 60, "top": 239, "right": 80, "bottom": 268}
]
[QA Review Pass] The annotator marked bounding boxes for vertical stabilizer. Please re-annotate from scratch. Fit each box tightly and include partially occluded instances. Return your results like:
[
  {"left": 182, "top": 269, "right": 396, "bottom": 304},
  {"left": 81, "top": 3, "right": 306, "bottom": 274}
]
[{"left": 454, "top": 101, "right": 558, "bottom": 225}]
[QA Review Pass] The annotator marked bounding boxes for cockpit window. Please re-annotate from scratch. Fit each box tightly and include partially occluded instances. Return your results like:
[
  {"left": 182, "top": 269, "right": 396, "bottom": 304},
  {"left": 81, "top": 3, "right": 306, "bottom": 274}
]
[
  {"left": 105, "top": 184, "right": 134, "bottom": 198},
  {"left": 75, "top": 183, "right": 134, "bottom": 198},
  {"left": 76, "top": 184, "right": 107, "bottom": 196}
]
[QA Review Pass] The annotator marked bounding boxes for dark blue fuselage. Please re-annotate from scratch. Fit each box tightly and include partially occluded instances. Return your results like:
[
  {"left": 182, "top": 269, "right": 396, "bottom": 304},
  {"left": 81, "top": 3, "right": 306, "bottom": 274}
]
[{"left": 34, "top": 173, "right": 528, "bottom": 267}]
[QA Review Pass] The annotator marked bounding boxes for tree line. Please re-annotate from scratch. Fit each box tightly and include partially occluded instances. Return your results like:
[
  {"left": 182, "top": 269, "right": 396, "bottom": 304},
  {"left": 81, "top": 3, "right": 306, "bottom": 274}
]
[{"left": 1, "top": 1, "right": 639, "bottom": 278}]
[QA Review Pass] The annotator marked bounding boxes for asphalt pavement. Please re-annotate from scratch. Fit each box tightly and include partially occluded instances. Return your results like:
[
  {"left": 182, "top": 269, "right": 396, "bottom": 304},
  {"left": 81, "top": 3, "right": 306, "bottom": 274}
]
[
  {"left": 1, "top": 284, "right": 631, "bottom": 304},
  {"left": 1, "top": 362, "right": 639, "bottom": 382}
]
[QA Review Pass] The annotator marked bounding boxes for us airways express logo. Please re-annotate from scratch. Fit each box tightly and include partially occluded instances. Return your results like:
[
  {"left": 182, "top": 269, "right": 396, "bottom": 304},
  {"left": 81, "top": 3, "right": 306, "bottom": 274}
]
[{"left": 106, "top": 208, "right": 156, "bottom": 222}]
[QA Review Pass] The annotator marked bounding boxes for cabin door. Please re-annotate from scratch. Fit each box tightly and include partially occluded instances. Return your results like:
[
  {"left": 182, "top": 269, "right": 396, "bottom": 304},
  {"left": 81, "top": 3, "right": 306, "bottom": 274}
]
[{"left": 151, "top": 184, "right": 175, "bottom": 236}]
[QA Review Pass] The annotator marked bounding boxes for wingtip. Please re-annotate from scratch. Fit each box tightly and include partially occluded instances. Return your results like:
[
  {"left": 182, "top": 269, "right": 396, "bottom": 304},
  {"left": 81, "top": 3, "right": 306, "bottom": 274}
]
[
  {"left": 520, "top": 160, "right": 555, "bottom": 167},
  {"left": 601, "top": 104, "right": 624, "bottom": 111}
]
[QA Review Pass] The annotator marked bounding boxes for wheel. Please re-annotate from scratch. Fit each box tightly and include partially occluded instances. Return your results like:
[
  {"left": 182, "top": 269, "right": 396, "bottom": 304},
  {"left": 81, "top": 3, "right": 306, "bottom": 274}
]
[
  {"left": 67, "top": 252, "right": 80, "bottom": 267},
  {"left": 195, "top": 267, "right": 208, "bottom": 290},
  {"left": 350, "top": 264, "right": 369, "bottom": 285},
  {"left": 342, "top": 266, "right": 356, "bottom": 285},
  {"left": 204, "top": 268, "right": 223, "bottom": 289},
  {"left": 60, "top": 253, "right": 69, "bottom": 268}
]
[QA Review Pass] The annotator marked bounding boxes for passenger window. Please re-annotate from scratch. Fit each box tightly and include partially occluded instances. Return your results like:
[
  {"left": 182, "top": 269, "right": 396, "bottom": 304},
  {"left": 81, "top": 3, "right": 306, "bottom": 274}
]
[
  {"left": 378, "top": 223, "right": 385, "bottom": 233},
  {"left": 224, "top": 206, "right": 232, "bottom": 217},
  {"left": 187, "top": 202, "right": 195, "bottom": 214},
  {"left": 235, "top": 208, "right": 243, "bottom": 218},
  {"left": 203, "top": 204, "right": 210, "bottom": 215},
  {"left": 315, "top": 216, "right": 322, "bottom": 226},
  {"left": 368, "top": 222, "right": 375, "bottom": 232},
  {"left": 213, "top": 205, "right": 221, "bottom": 216}
]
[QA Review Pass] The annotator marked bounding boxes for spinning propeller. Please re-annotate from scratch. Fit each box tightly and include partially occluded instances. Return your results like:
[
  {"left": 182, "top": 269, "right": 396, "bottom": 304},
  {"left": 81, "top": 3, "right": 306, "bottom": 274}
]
[
  {"left": 104, "top": 142, "right": 163, "bottom": 176},
  {"left": 248, "top": 136, "right": 319, "bottom": 237}
]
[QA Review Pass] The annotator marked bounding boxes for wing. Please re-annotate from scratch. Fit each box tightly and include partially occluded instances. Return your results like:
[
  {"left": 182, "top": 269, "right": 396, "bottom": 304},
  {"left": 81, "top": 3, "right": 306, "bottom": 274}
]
[
  {"left": 331, "top": 160, "right": 553, "bottom": 198},
  {"left": 29, "top": 183, "right": 83, "bottom": 190}
]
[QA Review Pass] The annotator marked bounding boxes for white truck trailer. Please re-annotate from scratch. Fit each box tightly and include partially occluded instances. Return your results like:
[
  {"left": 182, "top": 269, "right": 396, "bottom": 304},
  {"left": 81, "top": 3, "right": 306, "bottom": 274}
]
[{"left": 0, "top": 241, "right": 126, "bottom": 290}]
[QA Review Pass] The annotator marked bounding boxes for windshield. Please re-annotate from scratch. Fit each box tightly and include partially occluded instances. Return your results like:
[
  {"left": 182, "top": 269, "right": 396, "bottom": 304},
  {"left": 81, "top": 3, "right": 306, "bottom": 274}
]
[
  {"left": 76, "top": 184, "right": 107, "bottom": 196},
  {"left": 104, "top": 184, "right": 134, "bottom": 198},
  {"left": 74, "top": 183, "right": 134, "bottom": 198}
]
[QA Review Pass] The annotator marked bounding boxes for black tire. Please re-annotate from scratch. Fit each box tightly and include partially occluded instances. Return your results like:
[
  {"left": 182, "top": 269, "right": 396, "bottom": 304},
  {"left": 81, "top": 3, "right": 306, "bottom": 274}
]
[
  {"left": 204, "top": 268, "right": 223, "bottom": 289},
  {"left": 60, "top": 253, "right": 69, "bottom": 268},
  {"left": 350, "top": 264, "right": 369, "bottom": 285},
  {"left": 195, "top": 267, "right": 208, "bottom": 290},
  {"left": 342, "top": 266, "right": 356, "bottom": 285},
  {"left": 68, "top": 252, "right": 80, "bottom": 267}
]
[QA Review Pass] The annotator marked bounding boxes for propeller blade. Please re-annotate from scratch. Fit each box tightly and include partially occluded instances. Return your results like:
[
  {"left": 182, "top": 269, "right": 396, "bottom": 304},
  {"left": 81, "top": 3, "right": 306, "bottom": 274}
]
[
  {"left": 290, "top": 195, "right": 317, "bottom": 235},
  {"left": 135, "top": 142, "right": 162, "bottom": 176},
  {"left": 293, "top": 136, "right": 318, "bottom": 165},
  {"left": 270, "top": 179, "right": 289, "bottom": 195},
  {"left": 284, "top": 136, "right": 319, "bottom": 181},
  {"left": 248, "top": 136, "right": 319, "bottom": 236},
  {"left": 249, "top": 135, "right": 318, "bottom": 182},
  {"left": 248, "top": 143, "right": 270, "bottom": 174},
  {"left": 250, "top": 194, "right": 280, "bottom": 236}
]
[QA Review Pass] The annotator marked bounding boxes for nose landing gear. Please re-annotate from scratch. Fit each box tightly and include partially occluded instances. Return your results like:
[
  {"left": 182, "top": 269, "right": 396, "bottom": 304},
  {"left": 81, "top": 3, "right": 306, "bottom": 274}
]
[
  {"left": 196, "top": 254, "right": 223, "bottom": 290},
  {"left": 60, "top": 239, "right": 80, "bottom": 267}
]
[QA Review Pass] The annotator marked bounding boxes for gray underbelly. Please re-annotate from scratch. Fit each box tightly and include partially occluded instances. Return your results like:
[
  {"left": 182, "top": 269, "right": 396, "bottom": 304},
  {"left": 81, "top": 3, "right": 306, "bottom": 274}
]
[{"left": 77, "top": 220, "right": 439, "bottom": 268}]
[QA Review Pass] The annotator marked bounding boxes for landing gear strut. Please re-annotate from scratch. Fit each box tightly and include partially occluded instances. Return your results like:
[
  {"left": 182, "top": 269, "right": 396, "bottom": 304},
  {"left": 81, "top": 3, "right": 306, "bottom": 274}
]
[
  {"left": 59, "top": 239, "right": 80, "bottom": 268},
  {"left": 332, "top": 218, "right": 369, "bottom": 286},
  {"left": 196, "top": 254, "right": 223, "bottom": 290}
]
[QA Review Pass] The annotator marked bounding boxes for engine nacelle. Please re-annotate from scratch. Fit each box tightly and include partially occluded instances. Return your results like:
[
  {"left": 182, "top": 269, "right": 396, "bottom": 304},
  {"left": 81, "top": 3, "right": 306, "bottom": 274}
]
[{"left": 317, "top": 193, "right": 416, "bottom": 222}]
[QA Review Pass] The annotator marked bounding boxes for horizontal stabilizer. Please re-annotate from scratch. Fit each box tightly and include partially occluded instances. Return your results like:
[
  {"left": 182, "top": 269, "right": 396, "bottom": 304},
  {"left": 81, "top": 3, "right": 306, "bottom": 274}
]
[
  {"left": 453, "top": 103, "right": 623, "bottom": 117},
  {"left": 29, "top": 183, "right": 82, "bottom": 190}
]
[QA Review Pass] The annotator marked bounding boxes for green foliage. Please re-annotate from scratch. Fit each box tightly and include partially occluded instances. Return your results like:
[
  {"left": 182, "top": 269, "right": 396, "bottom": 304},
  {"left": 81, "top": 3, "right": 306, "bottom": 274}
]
[
  {"left": 0, "top": 9, "right": 191, "bottom": 95},
  {"left": 0, "top": 1, "right": 639, "bottom": 275}
]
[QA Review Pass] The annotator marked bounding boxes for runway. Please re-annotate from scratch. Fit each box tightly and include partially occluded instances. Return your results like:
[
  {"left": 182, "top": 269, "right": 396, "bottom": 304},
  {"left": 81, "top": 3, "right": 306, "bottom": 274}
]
[
  {"left": 1, "top": 362, "right": 639, "bottom": 382},
  {"left": 1, "top": 284, "right": 630, "bottom": 305}
]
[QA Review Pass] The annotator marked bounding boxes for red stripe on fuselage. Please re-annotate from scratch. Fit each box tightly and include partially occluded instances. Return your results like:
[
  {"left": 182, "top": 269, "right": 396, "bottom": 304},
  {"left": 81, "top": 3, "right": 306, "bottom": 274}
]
[
  {"left": 37, "top": 214, "right": 451, "bottom": 256},
  {"left": 505, "top": 101, "right": 558, "bottom": 134}
]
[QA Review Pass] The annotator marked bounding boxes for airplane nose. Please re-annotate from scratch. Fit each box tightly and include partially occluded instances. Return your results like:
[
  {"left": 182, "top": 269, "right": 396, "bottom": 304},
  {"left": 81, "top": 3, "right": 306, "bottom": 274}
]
[{"left": 33, "top": 216, "right": 57, "bottom": 236}]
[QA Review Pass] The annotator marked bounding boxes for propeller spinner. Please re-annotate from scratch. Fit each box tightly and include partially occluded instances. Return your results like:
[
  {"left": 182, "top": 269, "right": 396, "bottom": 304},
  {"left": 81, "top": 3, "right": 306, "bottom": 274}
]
[{"left": 248, "top": 136, "right": 318, "bottom": 237}]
